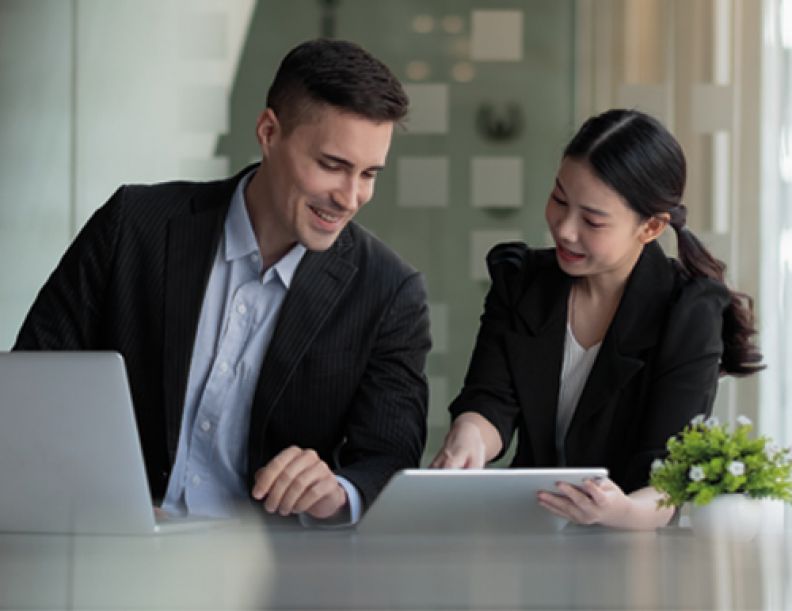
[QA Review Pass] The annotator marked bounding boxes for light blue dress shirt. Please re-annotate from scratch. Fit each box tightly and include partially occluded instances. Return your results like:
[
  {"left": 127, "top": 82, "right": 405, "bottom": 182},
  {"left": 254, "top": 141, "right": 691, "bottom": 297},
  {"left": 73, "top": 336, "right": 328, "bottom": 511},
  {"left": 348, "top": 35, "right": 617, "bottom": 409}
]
[{"left": 162, "top": 171, "right": 362, "bottom": 524}]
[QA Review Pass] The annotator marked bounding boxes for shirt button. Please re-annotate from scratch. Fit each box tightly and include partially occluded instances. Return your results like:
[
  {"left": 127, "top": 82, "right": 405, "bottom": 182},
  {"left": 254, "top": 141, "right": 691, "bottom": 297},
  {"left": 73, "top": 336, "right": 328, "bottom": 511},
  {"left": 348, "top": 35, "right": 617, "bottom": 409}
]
[
  {"left": 250, "top": 253, "right": 259, "bottom": 263},
  {"left": 200, "top": 420, "right": 211, "bottom": 432},
  {"left": 191, "top": 474, "right": 201, "bottom": 486},
  {"left": 236, "top": 303, "right": 247, "bottom": 315},
  {"left": 218, "top": 361, "right": 229, "bottom": 374}
]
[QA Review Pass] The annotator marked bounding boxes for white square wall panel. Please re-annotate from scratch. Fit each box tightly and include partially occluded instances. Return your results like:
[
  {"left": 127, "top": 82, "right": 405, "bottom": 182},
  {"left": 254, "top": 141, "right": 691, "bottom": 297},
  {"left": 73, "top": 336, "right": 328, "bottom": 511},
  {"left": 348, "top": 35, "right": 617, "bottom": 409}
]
[
  {"left": 397, "top": 157, "right": 449, "bottom": 207},
  {"left": 402, "top": 84, "right": 448, "bottom": 134},
  {"left": 470, "top": 230, "right": 523, "bottom": 281},
  {"left": 471, "top": 157, "right": 523, "bottom": 208},
  {"left": 471, "top": 10, "right": 523, "bottom": 61}
]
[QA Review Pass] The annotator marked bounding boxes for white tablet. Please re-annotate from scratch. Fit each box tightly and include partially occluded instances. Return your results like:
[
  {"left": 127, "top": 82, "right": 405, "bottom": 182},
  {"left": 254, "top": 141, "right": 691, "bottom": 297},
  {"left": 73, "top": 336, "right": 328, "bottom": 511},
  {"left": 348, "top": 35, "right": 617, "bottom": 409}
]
[{"left": 357, "top": 468, "right": 608, "bottom": 535}]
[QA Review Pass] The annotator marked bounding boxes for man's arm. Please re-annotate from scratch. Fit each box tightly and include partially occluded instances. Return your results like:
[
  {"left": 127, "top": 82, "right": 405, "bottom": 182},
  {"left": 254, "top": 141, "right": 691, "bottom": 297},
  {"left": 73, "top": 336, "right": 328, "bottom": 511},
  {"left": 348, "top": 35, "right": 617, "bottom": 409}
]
[
  {"left": 332, "top": 271, "right": 431, "bottom": 508},
  {"left": 14, "top": 191, "right": 121, "bottom": 350},
  {"left": 249, "top": 271, "right": 430, "bottom": 520}
]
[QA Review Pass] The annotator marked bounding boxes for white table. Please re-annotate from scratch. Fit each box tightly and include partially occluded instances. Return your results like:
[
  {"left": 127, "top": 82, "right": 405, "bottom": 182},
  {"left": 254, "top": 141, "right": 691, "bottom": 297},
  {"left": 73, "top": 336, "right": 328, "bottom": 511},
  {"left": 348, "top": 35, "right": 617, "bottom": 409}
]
[{"left": 1, "top": 517, "right": 789, "bottom": 609}]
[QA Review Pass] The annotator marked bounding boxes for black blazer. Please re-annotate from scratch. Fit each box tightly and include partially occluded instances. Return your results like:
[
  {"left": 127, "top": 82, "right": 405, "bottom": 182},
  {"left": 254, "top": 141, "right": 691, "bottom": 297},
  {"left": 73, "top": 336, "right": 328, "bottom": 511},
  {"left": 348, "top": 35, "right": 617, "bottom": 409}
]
[
  {"left": 449, "top": 241, "right": 729, "bottom": 493},
  {"left": 14, "top": 166, "right": 431, "bottom": 508}
]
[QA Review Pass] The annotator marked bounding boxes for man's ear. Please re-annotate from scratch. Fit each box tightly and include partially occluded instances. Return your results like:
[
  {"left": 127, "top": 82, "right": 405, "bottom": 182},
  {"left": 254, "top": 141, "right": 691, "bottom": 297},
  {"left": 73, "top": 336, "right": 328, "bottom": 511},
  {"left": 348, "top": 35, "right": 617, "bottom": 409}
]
[
  {"left": 256, "top": 108, "right": 281, "bottom": 158},
  {"left": 639, "top": 212, "right": 670, "bottom": 244}
]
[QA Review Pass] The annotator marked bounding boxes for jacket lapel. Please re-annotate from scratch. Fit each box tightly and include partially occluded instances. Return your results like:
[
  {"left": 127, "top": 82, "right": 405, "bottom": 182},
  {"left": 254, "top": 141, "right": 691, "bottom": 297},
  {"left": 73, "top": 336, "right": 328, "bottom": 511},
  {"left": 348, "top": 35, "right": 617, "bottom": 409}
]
[
  {"left": 508, "top": 264, "right": 571, "bottom": 466},
  {"left": 247, "top": 230, "right": 358, "bottom": 470},
  {"left": 565, "top": 242, "right": 677, "bottom": 449},
  {"left": 162, "top": 176, "right": 242, "bottom": 458}
]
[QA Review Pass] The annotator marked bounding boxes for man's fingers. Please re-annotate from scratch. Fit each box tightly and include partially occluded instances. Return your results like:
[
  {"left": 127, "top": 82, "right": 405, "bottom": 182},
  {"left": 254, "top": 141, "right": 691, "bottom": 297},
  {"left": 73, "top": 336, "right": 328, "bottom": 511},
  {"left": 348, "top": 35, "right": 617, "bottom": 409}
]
[
  {"left": 251, "top": 446, "right": 310, "bottom": 501},
  {"left": 262, "top": 449, "right": 322, "bottom": 512},
  {"left": 294, "top": 475, "right": 345, "bottom": 516},
  {"left": 252, "top": 447, "right": 346, "bottom": 519},
  {"left": 277, "top": 460, "right": 335, "bottom": 515}
]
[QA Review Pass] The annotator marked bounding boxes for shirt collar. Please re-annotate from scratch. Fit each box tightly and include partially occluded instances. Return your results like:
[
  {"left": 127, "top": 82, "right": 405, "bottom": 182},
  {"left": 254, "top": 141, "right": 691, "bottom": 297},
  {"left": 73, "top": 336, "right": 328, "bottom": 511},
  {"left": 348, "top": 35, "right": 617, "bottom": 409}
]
[
  {"left": 270, "top": 242, "right": 306, "bottom": 288},
  {"left": 224, "top": 168, "right": 306, "bottom": 287}
]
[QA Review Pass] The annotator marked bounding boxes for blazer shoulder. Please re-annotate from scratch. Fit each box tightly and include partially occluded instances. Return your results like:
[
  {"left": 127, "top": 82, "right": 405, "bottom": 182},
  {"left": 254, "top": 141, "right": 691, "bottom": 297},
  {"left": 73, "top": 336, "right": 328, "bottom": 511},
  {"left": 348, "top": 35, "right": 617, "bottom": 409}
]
[
  {"left": 652, "top": 270, "right": 731, "bottom": 364},
  {"left": 669, "top": 271, "right": 731, "bottom": 321},
  {"left": 485, "top": 242, "right": 557, "bottom": 290},
  {"left": 344, "top": 222, "right": 420, "bottom": 282},
  {"left": 109, "top": 174, "right": 230, "bottom": 219}
]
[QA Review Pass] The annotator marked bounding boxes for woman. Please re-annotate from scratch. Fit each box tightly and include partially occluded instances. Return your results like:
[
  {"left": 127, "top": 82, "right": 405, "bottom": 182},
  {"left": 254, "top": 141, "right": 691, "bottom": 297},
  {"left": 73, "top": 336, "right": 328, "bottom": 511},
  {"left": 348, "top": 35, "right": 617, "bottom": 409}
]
[{"left": 432, "top": 109, "right": 763, "bottom": 529}]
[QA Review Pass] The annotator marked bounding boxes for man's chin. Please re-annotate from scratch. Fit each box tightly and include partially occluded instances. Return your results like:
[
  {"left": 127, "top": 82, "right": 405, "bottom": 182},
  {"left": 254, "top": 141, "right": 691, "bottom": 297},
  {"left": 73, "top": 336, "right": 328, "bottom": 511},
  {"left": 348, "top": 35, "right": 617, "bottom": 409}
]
[{"left": 300, "top": 232, "right": 342, "bottom": 252}]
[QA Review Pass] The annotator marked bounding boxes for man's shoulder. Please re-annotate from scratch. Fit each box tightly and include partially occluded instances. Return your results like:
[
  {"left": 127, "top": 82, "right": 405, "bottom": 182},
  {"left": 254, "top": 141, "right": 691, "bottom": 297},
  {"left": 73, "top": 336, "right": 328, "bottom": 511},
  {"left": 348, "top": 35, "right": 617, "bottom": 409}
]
[
  {"left": 341, "top": 222, "right": 419, "bottom": 280},
  {"left": 110, "top": 172, "right": 241, "bottom": 219}
]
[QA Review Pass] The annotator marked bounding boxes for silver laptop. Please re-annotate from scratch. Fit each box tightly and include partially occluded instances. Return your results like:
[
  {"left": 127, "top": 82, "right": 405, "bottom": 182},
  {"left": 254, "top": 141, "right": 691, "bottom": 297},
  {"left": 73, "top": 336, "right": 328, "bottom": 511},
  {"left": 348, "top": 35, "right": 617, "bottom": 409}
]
[
  {"left": 0, "top": 351, "right": 221, "bottom": 535},
  {"left": 357, "top": 467, "right": 608, "bottom": 535}
]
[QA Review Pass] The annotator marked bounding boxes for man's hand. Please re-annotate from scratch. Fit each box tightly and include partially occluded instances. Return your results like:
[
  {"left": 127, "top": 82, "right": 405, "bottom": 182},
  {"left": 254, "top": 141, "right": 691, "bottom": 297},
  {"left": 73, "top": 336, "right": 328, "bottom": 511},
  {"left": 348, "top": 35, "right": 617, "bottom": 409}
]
[{"left": 251, "top": 446, "right": 347, "bottom": 519}]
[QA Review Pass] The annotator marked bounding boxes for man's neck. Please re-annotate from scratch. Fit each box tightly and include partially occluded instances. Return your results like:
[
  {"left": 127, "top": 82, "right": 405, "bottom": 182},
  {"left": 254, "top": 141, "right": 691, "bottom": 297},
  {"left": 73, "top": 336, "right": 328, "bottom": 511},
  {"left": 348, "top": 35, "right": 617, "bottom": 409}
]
[{"left": 244, "top": 166, "right": 295, "bottom": 269}]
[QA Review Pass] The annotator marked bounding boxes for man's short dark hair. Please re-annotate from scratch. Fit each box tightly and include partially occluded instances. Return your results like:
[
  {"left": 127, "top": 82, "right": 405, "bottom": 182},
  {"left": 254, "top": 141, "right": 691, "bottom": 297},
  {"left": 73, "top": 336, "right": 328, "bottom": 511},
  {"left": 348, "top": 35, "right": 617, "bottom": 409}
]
[{"left": 266, "top": 39, "right": 409, "bottom": 134}]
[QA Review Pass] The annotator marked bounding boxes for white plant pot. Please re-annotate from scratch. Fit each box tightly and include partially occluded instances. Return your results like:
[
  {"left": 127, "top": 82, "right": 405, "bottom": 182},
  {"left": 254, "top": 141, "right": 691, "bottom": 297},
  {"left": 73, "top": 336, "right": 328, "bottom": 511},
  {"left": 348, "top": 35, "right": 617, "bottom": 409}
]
[{"left": 688, "top": 494, "right": 763, "bottom": 541}]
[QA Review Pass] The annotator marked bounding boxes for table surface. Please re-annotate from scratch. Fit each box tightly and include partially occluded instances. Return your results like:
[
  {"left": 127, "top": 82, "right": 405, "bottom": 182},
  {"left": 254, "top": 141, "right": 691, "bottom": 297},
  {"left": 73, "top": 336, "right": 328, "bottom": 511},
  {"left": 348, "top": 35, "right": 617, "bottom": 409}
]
[{"left": 1, "top": 516, "right": 790, "bottom": 610}]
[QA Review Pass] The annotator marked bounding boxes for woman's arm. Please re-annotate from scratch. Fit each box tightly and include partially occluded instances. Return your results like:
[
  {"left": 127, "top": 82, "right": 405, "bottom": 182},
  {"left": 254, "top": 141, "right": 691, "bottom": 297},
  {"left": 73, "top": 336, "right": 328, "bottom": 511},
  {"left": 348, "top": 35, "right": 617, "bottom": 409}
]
[
  {"left": 537, "top": 479, "right": 674, "bottom": 530},
  {"left": 430, "top": 412, "right": 503, "bottom": 468}
]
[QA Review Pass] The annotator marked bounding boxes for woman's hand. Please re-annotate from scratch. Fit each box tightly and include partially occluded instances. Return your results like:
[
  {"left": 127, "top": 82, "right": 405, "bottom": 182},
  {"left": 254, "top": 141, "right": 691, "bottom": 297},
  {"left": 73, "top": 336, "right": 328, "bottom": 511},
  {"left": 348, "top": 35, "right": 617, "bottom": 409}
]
[
  {"left": 537, "top": 479, "right": 674, "bottom": 530},
  {"left": 430, "top": 412, "right": 502, "bottom": 469}
]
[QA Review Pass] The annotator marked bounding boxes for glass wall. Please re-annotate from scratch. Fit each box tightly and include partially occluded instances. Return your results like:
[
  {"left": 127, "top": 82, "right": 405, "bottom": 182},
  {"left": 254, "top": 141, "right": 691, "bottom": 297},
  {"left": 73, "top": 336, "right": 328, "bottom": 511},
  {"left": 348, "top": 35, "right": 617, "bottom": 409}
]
[{"left": 0, "top": 0, "right": 576, "bottom": 461}]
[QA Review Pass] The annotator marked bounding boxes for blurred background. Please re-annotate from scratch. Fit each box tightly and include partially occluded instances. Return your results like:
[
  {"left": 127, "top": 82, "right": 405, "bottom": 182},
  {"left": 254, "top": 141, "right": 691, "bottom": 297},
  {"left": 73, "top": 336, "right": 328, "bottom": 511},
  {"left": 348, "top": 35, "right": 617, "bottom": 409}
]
[{"left": 1, "top": 0, "right": 790, "bottom": 462}]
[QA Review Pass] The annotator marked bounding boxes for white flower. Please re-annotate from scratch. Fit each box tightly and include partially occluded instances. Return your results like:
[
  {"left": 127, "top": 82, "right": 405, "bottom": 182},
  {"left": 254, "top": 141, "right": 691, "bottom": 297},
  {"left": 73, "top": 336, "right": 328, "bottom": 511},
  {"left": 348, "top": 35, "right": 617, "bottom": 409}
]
[
  {"left": 736, "top": 415, "right": 752, "bottom": 427},
  {"left": 727, "top": 461, "right": 745, "bottom": 477},
  {"left": 765, "top": 442, "right": 781, "bottom": 460},
  {"left": 704, "top": 416, "right": 720, "bottom": 429},
  {"left": 651, "top": 459, "right": 664, "bottom": 473},
  {"left": 689, "top": 465, "right": 706, "bottom": 482},
  {"left": 690, "top": 414, "right": 705, "bottom": 427}
]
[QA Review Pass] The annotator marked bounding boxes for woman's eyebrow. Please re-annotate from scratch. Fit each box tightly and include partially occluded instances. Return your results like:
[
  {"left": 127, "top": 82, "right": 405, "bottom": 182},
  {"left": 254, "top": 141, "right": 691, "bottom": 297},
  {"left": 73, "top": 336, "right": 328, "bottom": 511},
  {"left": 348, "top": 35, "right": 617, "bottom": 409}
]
[{"left": 555, "top": 178, "right": 610, "bottom": 217}]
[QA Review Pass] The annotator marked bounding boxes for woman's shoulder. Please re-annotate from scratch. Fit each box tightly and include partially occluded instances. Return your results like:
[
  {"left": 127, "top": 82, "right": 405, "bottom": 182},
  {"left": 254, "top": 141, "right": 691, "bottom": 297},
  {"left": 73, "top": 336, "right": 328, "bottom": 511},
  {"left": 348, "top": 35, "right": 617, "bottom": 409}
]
[
  {"left": 485, "top": 242, "right": 556, "bottom": 281},
  {"left": 668, "top": 260, "right": 731, "bottom": 312},
  {"left": 649, "top": 262, "right": 732, "bottom": 351}
]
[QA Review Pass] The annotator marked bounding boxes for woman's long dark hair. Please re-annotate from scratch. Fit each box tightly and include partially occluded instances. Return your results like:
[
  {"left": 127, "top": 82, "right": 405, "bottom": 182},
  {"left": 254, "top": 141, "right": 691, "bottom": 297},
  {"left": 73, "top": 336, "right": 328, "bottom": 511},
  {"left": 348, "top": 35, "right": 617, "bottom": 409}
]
[{"left": 564, "top": 109, "right": 763, "bottom": 376}]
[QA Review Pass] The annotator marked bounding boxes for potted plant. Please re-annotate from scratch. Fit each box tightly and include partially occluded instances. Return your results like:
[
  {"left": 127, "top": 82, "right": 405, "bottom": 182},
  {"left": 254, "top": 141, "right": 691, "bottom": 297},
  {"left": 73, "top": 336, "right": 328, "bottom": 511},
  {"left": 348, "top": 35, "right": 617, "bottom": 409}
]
[{"left": 649, "top": 415, "right": 792, "bottom": 539}]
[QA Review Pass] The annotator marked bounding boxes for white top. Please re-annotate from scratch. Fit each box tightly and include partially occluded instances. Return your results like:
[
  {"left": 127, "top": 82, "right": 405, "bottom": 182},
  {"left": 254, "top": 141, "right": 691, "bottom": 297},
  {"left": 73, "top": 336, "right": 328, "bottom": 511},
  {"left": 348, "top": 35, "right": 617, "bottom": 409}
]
[{"left": 555, "top": 324, "right": 601, "bottom": 464}]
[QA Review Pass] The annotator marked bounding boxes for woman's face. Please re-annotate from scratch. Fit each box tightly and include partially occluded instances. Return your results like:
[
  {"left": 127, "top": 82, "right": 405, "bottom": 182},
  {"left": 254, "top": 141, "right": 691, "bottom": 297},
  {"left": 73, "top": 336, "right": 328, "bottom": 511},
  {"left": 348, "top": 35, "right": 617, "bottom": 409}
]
[{"left": 545, "top": 157, "right": 658, "bottom": 284}]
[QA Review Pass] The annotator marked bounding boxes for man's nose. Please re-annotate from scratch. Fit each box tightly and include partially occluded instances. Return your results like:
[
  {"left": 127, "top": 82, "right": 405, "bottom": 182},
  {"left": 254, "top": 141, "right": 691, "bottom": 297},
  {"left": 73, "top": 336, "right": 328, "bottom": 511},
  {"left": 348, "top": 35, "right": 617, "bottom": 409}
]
[{"left": 332, "top": 177, "right": 371, "bottom": 211}]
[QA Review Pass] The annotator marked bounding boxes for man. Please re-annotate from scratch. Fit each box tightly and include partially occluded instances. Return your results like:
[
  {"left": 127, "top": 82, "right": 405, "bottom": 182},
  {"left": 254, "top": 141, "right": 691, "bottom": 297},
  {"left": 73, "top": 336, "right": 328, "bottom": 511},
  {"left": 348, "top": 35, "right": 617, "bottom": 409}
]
[{"left": 14, "top": 39, "right": 430, "bottom": 525}]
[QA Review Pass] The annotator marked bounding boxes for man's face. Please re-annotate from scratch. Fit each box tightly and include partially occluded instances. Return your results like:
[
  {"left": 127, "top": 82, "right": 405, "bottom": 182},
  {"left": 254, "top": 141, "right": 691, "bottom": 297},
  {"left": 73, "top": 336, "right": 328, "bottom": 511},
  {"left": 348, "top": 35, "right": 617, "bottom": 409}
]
[{"left": 256, "top": 104, "right": 394, "bottom": 255}]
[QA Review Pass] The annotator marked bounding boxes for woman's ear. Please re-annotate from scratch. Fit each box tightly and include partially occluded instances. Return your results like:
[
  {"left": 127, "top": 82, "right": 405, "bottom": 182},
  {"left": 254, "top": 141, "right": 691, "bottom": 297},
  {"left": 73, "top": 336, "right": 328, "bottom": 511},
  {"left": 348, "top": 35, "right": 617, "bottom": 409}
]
[{"left": 639, "top": 212, "right": 670, "bottom": 244}]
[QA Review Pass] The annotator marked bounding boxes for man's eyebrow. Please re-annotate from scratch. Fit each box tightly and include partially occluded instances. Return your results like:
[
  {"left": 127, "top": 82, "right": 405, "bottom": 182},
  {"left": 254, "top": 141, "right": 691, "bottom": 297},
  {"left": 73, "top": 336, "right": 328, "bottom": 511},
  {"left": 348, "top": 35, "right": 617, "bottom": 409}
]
[{"left": 321, "top": 153, "right": 385, "bottom": 172}]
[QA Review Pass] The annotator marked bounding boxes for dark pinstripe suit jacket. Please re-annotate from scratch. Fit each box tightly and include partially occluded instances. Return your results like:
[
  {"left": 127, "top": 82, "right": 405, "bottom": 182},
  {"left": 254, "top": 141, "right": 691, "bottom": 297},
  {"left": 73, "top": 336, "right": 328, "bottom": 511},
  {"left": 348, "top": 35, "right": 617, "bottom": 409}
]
[{"left": 14, "top": 166, "right": 431, "bottom": 508}]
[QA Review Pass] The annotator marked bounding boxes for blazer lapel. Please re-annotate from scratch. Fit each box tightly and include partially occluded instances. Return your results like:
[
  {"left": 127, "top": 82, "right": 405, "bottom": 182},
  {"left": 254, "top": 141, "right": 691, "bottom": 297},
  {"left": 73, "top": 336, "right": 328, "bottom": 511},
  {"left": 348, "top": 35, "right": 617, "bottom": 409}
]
[
  {"left": 162, "top": 179, "right": 239, "bottom": 458},
  {"left": 566, "top": 242, "right": 677, "bottom": 446},
  {"left": 247, "top": 231, "right": 358, "bottom": 469},
  {"left": 508, "top": 265, "right": 571, "bottom": 466}
]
